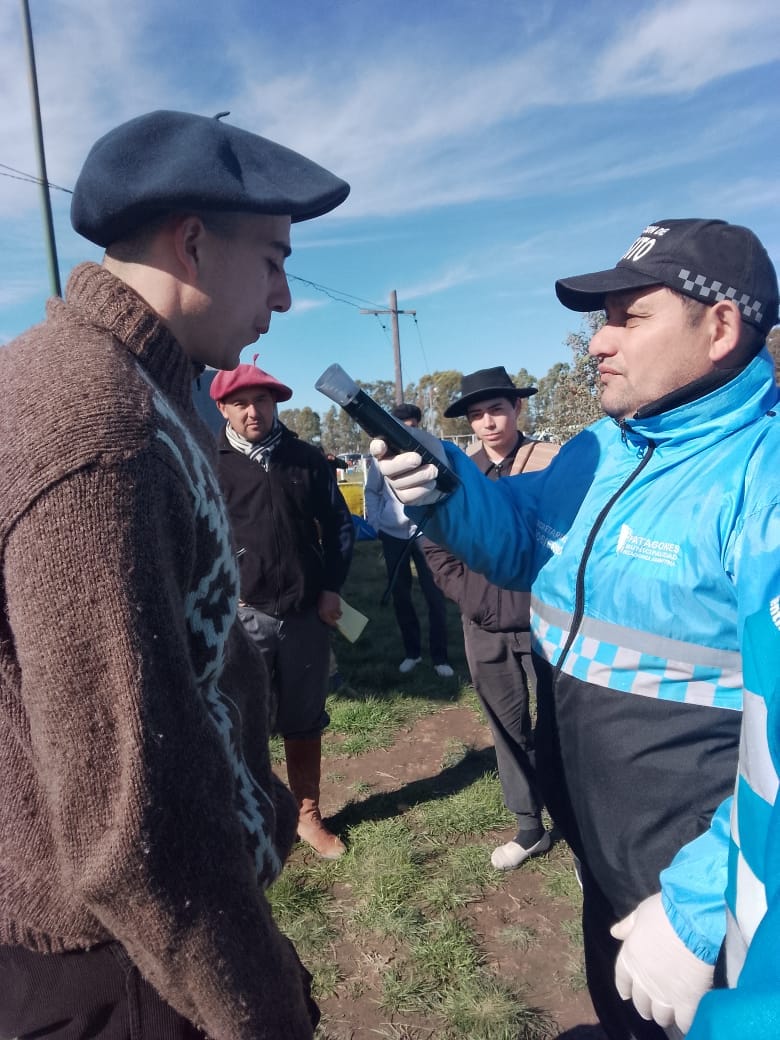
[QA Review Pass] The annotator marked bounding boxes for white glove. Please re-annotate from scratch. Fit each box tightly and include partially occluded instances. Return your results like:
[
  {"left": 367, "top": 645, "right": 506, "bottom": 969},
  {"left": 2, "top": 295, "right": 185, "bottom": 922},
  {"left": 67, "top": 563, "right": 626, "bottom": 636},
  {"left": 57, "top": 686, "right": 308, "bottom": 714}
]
[
  {"left": 369, "top": 430, "right": 450, "bottom": 507},
  {"left": 611, "top": 893, "right": 714, "bottom": 1035}
]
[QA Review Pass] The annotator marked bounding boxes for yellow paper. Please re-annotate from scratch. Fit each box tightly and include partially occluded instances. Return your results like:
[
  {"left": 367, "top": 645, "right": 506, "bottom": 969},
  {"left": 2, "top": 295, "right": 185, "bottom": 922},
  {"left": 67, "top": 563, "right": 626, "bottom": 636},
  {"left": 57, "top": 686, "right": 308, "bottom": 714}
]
[{"left": 336, "top": 596, "right": 369, "bottom": 643}]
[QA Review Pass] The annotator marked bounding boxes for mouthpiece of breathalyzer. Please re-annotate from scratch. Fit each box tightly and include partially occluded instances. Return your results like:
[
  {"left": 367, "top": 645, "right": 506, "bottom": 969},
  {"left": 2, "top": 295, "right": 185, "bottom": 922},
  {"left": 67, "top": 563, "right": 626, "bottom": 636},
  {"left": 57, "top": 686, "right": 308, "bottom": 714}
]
[{"left": 315, "top": 364, "right": 460, "bottom": 495}]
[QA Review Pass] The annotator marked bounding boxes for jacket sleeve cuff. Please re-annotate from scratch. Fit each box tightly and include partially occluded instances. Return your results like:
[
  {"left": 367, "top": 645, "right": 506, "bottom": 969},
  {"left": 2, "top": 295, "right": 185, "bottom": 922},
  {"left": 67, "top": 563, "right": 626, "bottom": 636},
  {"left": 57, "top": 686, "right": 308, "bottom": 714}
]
[{"left": 660, "top": 797, "right": 732, "bottom": 963}]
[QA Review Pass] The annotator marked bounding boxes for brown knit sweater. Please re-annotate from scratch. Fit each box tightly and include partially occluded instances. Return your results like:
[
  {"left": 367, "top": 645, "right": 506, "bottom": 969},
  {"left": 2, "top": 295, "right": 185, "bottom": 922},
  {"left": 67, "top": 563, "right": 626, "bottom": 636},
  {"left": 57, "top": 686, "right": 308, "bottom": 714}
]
[{"left": 0, "top": 264, "right": 313, "bottom": 1038}]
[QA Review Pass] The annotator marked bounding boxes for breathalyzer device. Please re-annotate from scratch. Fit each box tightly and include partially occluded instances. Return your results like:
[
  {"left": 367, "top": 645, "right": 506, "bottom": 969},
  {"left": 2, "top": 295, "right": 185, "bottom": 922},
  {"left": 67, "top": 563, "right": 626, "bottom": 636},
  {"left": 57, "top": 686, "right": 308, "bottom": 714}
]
[{"left": 314, "top": 363, "right": 460, "bottom": 495}]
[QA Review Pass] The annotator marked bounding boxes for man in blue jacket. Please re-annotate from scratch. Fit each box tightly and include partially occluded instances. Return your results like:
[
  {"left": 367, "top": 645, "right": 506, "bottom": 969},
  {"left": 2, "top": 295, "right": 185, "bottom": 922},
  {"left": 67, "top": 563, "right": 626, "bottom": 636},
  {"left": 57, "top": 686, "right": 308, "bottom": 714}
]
[{"left": 371, "top": 219, "right": 779, "bottom": 1039}]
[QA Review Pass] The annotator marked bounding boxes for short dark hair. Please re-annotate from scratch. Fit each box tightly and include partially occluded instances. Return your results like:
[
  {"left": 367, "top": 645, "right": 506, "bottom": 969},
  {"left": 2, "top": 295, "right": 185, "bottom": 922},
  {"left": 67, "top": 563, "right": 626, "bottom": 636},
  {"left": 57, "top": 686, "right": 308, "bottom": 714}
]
[
  {"left": 391, "top": 403, "right": 422, "bottom": 423},
  {"left": 105, "top": 210, "right": 243, "bottom": 263},
  {"left": 675, "top": 289, "right": 766, "bottom": 357}
]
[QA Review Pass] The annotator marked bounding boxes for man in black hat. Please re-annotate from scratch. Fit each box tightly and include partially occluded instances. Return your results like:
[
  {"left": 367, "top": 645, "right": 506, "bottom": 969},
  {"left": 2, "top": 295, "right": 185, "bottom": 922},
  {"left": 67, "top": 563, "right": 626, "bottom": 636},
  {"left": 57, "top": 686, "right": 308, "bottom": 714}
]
[
  {"left": 371, "top": 219, "right": 779, "bottom": 1039},
  {"left": 424, "top": 368, "right": 558, "bottom": 870},
  {"left": 0, "top": 110, "right": 349, "bottom": 1039}
]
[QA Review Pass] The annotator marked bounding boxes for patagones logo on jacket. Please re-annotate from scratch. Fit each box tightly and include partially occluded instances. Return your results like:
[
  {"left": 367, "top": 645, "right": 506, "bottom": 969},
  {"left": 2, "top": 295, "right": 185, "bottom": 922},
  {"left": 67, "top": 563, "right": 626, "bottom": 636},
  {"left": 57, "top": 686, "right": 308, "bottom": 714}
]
[{"left": 616, "top": 524, "right": 680, "bottom": 567}]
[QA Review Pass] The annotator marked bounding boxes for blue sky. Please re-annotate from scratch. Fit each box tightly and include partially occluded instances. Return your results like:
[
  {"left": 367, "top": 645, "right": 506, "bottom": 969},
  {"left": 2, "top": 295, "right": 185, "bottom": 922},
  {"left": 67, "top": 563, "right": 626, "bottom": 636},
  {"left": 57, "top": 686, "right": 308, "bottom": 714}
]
[{"left": 2, "top": 0, "right": 778, "bottom": 413}]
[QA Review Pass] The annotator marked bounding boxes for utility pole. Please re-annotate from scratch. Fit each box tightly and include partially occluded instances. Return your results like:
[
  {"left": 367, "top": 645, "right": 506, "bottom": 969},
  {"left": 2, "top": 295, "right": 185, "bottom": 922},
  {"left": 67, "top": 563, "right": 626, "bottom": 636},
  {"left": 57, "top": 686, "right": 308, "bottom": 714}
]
[
  {"left": 20, "top": 0, "right": 61, "bottom": 297},
  {"left": 360, "top": 290, "right": 416, "bottom": 405}
]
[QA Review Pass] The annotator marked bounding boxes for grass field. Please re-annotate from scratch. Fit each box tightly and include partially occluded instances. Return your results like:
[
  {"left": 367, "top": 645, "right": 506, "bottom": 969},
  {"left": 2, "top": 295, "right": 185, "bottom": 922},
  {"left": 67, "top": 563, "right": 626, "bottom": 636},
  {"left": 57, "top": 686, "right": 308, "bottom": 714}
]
[{"left": 270, "top": 536, "right": 594, "bottom": 1040}]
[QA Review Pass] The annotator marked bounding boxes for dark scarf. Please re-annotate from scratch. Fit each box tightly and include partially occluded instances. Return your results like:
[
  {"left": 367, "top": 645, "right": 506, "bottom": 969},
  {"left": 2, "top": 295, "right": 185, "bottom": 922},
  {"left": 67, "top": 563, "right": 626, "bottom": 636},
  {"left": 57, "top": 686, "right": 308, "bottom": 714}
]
[{"left": 225, "top": 416, "right": 284, "bottom": 471}]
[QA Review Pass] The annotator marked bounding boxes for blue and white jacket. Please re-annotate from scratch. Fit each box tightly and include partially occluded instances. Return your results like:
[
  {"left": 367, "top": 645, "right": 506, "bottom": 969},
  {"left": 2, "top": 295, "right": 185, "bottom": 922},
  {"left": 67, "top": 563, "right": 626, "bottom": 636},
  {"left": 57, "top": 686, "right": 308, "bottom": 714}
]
[
  {"left": 687, "top": 594, "right": 780, "bottom": 1037},
  {"left": 418, "top": 349, "right": 779, "bottom": 965}
]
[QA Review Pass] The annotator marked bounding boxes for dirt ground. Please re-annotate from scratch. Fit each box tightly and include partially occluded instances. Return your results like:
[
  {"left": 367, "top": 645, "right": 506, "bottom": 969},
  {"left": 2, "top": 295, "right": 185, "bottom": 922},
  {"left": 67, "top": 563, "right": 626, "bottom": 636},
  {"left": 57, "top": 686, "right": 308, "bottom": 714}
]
[{"left": 282, "top": 705, "right": 606, "bottom": 1039}]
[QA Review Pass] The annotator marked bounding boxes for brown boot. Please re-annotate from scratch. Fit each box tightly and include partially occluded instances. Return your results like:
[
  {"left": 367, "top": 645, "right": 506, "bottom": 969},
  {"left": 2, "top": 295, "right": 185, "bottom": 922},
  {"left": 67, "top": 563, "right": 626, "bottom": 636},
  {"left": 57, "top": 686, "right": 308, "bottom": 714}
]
[{"left": 284, "top": 736, "right": 346, "bottom": 859}]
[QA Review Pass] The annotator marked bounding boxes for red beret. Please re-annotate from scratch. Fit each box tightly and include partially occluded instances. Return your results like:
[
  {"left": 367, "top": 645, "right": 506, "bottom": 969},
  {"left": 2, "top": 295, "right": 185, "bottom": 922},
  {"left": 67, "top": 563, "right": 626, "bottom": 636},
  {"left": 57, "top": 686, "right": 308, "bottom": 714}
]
[{"left": 209, "top": 364, "right": 293, "bottom": 403}]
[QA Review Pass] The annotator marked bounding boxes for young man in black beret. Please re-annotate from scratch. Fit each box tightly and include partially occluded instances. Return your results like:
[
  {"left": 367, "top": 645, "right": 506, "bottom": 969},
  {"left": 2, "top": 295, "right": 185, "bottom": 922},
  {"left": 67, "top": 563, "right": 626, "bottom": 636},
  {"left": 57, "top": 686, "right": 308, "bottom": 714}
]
[
  {"left": 371, "top": 219, "right": 779, "bottom": 1039},
  {"left": 424, "top": 368, "right": 558, "bottom": 870},
  {"left": 0, "top": 110, "right": 348, "bottom": 1039}
]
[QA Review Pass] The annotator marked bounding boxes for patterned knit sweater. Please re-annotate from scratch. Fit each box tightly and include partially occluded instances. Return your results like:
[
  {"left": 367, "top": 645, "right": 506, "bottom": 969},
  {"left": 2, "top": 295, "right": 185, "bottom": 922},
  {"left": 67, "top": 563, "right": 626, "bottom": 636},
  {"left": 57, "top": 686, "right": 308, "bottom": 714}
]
[{"left": 0, "top": 264, "right": 313, "bottom": 1038}]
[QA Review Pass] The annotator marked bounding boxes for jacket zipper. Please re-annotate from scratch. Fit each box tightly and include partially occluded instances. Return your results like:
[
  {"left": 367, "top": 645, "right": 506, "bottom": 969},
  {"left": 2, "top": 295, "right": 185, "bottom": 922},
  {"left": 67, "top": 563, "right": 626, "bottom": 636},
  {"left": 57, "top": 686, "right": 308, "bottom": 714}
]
[{"left": 552, "top": 436, "right": 656, "bottom": 682}]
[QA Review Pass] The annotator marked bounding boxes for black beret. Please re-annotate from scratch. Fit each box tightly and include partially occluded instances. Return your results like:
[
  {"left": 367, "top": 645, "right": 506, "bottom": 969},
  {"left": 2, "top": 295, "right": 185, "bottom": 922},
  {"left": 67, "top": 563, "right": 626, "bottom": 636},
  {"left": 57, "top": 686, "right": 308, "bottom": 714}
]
[{"left": 71, "top": 109, "right": 350, "bottom": 247}]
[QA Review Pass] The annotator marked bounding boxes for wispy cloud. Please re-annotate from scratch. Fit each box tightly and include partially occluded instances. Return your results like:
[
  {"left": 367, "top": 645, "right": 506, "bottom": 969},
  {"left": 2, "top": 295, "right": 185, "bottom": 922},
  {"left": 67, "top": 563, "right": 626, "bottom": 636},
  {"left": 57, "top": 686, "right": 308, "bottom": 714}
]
[
  {"left": 289, "top": 298, "right": 327, "bottom": 315},
  {"left": 688, "top": 176, "right": 780, "bottom": 221},
  {"left": 593, "top": 0, "right": 780, "bottom": 98},
  {"left": 1, "top": 0, "right": 778, "bottom": 369},
  {"left": 398, "top": 265, "right": 477, "bottom": 301},
  {"left": 4, "top": 0, "right": 778, "bottom": 228}
]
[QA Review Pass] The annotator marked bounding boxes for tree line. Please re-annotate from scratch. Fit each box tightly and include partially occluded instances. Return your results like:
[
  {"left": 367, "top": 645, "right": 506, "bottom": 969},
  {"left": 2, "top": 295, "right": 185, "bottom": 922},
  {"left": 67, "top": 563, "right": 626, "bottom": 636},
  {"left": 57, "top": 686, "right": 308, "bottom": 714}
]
[{"left": 281, "top": 315, "right": 780, "bottom": 455}]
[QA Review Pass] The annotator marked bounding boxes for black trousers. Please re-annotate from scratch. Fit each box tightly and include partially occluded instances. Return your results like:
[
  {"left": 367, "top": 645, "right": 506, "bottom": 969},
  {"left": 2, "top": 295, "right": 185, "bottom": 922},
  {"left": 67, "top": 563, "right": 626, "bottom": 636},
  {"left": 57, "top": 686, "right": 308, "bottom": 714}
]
[
  {"left": 379, "top": 532, "right": 449, "bottom": 664},
  {"left": 463, "top": 621, "right": 543, "bottom": 828},
  {"left": 0, "top": 942, "right": 206, "bottom": 1040},
  {"left": 580, "top": 864, "right": 669, "bottom": 1040}
]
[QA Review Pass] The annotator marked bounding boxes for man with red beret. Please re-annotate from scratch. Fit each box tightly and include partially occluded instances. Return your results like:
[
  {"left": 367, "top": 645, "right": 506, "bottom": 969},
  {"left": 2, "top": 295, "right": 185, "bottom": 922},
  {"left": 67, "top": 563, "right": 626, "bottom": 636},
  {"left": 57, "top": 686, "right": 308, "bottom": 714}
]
[
  {"left": 211, "top": 361, "right": 354, "bottom": 860},
  {"left": 0, "top": 110, "right": 348, "bottom": 1038}
]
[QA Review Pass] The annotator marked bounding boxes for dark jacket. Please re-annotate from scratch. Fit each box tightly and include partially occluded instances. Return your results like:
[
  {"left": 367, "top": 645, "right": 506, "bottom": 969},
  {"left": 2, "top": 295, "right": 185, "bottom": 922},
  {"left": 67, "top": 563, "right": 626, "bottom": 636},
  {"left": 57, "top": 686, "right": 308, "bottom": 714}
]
[
  {"left": 216, "top": 425, "right": 354, "bottom": 615},
  {"left": 423, "top": 435, "right": 558, "bottom": 635}
]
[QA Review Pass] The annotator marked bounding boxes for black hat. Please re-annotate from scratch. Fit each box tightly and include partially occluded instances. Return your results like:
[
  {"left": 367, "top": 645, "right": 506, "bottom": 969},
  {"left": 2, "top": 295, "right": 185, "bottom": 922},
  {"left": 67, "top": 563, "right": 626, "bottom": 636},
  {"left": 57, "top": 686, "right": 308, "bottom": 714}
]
[
  {"left": 71, "top": 110, "right": 350, "bottom": 247},
  {"left": 444, "top": 367, "right": 536, "bottom": 418},
  {"left": 555, "top": 218, "right": 778, "bottom": 336}
]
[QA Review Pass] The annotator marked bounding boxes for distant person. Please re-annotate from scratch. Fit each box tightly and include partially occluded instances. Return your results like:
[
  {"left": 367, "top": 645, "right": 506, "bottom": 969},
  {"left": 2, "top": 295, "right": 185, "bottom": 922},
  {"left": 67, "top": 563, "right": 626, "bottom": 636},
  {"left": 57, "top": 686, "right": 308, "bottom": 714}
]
[
  {"left": 322, "top": 448, "right": 348, "bottom": 482},
  {"left": 371, "top": 218, "right": 778, "bottom": 1039},
  {"left": 211, "top": 363, "right": 355, "bottom": 859},
  {"left": 0, "top": 109, "right": 349, "bottom": 1038},
  {"left": 364, "top": 402, "right": 454, "bottom": 678},
  {"left": 424, "top": 367, "right": 558, "bottom": 869}
]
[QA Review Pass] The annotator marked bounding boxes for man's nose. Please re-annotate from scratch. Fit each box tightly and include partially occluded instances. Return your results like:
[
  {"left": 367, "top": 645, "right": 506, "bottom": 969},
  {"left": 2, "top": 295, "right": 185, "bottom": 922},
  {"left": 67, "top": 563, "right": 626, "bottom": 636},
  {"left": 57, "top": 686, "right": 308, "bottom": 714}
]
[
  {"left": 272, "top": 271, "right": 292, "bottom": 314},
  {"left": 589, "top": 325, "right": 615, "bottom": 357}
]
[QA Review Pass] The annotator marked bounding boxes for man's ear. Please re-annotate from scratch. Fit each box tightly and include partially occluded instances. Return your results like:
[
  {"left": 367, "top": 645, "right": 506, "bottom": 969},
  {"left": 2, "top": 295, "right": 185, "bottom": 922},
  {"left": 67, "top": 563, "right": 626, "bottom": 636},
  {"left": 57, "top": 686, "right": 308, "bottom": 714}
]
[
  {"left": 216, "top": 399, "right": 229, "bottom": 420},
  {"left": 708, "top": 299, "right": 743, "bottom": 365},
  {"left": 171, "top": 215, "right": 208, "bottom": 281}
]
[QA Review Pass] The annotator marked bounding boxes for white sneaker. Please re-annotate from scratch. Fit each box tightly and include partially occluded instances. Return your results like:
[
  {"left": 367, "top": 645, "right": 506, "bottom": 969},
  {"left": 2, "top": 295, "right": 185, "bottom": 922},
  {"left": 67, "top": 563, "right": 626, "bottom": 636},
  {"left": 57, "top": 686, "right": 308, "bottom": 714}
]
[
  {"left": 434, "top": 663, "right": 454, "bottom": 678},
  {"left": 572, "top": 853, "right": 584, "bottom": 891},
  {"left": 491, "top": 830, "right": 552, "bottom": 871},
  {"left": 398, "top": 657, "right": 422, "bottom": 674}
]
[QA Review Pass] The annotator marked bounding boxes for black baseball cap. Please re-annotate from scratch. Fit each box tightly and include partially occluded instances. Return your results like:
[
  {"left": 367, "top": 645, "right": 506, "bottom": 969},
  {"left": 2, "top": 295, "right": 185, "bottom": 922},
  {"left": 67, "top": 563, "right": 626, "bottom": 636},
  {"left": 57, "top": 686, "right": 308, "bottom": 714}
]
[
  {"left": 71, "top": 110, "right": 350, "bottom": 247},
  {"left": 555, "top": 219, "right": 778, "bottom": 336}
]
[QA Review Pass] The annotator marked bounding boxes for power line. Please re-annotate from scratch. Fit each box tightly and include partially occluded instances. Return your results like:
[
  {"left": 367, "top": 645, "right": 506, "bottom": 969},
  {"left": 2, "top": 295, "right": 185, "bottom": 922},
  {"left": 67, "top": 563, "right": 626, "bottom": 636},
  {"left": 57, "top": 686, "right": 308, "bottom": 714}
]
[
  {"left": 0, "top": 162, "right": 72, "bottom": 193},
  {"left": 360, "top": 291, "right": 416, "bottom": 405},
  {"left": 411, "top": 314, "right": 432, "bottom": 377},
  {"left": 287, "top": 274, "right": 383, "bottom": 311},
  {"left": 2, "top": 161, "right": 413, "bottom": 341},
  {"left": 371, "top": 313, "right": 391, "bottom": 342}
]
